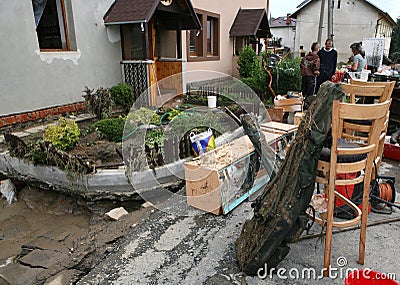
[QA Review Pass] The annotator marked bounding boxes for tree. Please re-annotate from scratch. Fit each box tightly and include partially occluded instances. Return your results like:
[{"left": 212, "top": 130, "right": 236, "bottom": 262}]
[{"left": 389, "top": 18, "right": 400, "bottom": 63}]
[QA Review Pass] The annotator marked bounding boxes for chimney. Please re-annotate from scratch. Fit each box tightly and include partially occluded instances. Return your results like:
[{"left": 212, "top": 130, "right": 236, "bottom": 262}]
[
  {"left": 266, "top": 0, "right": 269, "bottom": 15},
  {"left": 286, "top": 13, "right": 291, "bottom": 25}
]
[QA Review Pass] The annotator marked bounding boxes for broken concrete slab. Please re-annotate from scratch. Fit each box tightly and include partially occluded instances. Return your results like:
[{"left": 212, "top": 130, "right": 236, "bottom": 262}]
[
  {"left": 44, "top": 269, "right": 82, "bottom": 285},
  {"left": 19, "top": 249, "right": 68, "bottom": 269},
  {"left": 105, "top": 207, "right": 129, "bottom": 221},
  {"left": 22, "top": 237, "right": 70, "bottom": 255},
  {"left": 0, "top": 153, "right": 142, "bottom": 200},
  {"left": 0, "top": 263, "right": 43, "bottom": 285},
  {"left": 141, "top": 201, "right": 154, "bottom": 208}
]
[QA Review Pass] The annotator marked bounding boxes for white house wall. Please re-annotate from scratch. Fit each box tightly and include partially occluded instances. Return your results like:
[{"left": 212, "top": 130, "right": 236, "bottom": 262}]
[
  {"left": 270, "top": 27, "right": 296, "bottom": 51},
  {"left": 295, "top": 0, "right": 392, "bottom": 63},
  {"left": 0, "top": 0, "right": 122, "bottom": 116},
  {"left": 184, "top": 0, "right": 267, "bottom": 80}
]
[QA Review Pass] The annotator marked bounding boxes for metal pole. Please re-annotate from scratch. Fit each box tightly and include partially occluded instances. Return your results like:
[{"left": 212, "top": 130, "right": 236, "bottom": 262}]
[
  {"left": 328, "top": 0, "right": 334, "bottom": 40},
  {"left": 318, "top": 0, "right": 326, "bottom": 45}
]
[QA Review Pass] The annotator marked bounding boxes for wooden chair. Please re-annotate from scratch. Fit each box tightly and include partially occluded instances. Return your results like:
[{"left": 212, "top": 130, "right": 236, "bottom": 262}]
[
  {"left": 342, "top": 80, "right": 395, "bottom": 103},
  {"left": 341, "top": 81, "right": 395, "bottom": 174},
  {"left": 314, "top": 100, "right": 391, "bottom": 276}
]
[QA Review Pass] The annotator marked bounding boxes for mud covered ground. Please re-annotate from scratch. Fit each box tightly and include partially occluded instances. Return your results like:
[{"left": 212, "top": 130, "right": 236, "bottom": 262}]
[{"left": 0, "top": 186, "right": 151, "bottom": 285}]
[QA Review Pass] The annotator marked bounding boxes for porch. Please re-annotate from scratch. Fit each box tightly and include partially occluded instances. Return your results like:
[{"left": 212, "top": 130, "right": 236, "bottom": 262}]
[{"left": 104, "top": 0, "right": 201, "bottom": 107}]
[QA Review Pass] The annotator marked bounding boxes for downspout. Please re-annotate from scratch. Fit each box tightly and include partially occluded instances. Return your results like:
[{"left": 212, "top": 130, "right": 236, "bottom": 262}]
[
  {"left": 318, "top": 0, "right": 326, "bottom": 44},
  {"left": 328, "top": 0, "right": 333, "bottom": 41}
]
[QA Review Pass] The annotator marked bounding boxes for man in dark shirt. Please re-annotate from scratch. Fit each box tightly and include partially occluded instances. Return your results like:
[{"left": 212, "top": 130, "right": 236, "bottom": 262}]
[{"left": 316, "top": 38, "right": 337, "bottom": 93}]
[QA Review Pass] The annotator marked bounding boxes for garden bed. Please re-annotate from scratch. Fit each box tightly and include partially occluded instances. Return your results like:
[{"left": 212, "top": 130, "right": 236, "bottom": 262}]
[{"left": 0, "top": 107, "right": 245, "bottom": 200}]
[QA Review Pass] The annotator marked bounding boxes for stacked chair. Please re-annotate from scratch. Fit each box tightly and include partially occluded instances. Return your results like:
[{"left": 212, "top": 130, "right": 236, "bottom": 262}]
[{"left": 313, "top": 80, "right": 394, "bottom": 276}]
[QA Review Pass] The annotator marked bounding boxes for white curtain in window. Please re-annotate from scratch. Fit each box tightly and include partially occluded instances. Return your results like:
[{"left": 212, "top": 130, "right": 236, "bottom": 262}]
[{"left": 32, "top": 0, "right": 48, "bottom": 27}]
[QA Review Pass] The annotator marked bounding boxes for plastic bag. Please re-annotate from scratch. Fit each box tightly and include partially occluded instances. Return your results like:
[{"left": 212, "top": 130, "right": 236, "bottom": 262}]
[
  {"left": 0, "top": 179, "right": 16, "bottom": 204},
  {"left": 190, "top": 128, "right": 215, "bottom": 156}
]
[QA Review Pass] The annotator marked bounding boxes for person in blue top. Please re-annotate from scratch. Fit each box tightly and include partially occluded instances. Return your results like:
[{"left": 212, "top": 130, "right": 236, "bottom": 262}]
[
  {"left": 349, "top": 42, "right": 367, "bottom": 72},
  {"left": 316, "top": 38, "right": 337, "bottom": 94}
]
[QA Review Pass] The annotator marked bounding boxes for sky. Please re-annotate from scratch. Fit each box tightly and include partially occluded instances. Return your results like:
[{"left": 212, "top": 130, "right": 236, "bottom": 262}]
[{"left": 269, "top": 0, "right": 400, "bottom": 21}]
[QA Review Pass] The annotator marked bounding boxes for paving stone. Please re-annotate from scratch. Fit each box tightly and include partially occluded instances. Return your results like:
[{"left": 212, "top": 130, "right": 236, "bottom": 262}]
[
  {"left": 105, "top": 207, "right": 129, "bottom": 221},
  {"left": 24, "top": 125, "right": 51, "bottom": 134},
  {"left": 11, "top": 131, "right": 30, "bottom": 138}
]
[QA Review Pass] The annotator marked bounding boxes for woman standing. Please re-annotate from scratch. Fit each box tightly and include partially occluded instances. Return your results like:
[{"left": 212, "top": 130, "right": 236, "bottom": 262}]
[{"left": 349, "top": 42, "right": 367, "bottom": 72}]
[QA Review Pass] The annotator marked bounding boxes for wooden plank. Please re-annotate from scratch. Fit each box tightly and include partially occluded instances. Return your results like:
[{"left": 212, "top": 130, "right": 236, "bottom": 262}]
[{"left": 260, "top": 122, "right": 298, "bottom": 133}]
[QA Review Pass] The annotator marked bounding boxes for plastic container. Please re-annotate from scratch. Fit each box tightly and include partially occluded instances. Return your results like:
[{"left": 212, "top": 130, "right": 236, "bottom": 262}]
[
  {"left": 360, "top": 69, "right": 371, "bottom": 82},
  {"left": 345, "top": 269, "right": 399, "bottom": 285},
  {"left": 207, "top": 95, "right": 217, "bottom": 108}
]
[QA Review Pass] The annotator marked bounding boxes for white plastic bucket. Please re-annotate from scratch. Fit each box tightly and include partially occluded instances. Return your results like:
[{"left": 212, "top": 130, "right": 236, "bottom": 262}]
[
  {"left": 360, "top": 69, "right": 371, "bottom": 82},
  {"left": 207, "top": 95, "right": 217, "bottom": 108}
]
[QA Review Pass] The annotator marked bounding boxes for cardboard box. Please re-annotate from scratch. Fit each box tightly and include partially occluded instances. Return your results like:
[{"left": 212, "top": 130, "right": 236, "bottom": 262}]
[
  {"left": 185, "top": 133, "right": 280, "bottom": 215},
  {"left": 185, "top": 124, "right": 298, "bottom": 215}
]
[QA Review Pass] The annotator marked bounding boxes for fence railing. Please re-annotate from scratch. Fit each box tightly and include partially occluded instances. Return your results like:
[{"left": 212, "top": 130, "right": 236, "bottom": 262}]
[
  {"left": 186, "top": 83, "right": 261, "bottom": 115},
  {"left": 121, "top": 60, "right": 154, "bottom": 105}
]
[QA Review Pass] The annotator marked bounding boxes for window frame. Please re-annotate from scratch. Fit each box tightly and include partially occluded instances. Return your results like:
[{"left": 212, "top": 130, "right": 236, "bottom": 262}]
[
  {"left": 35, "top": 0, "right": 71, "bottom": 52},
  {"left": 187, "top": 9, "right": 220, "bottom": 62}
]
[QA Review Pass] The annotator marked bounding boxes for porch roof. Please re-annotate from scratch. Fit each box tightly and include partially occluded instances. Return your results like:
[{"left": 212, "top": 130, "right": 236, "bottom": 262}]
[
  {"left": 103, "top": 0, "right": 201, "bottom": 29},
  {"left": 229, "top": 8, "right": 271, "bottom": 38}
]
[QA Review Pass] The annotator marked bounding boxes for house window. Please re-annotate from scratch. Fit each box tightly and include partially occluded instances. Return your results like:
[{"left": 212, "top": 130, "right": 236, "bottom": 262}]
[
  {"left": 33, "top": 0, "right": 71, "bottom": 50},
  {"left": 337, "top": 0, "right": 341, "bottom": 9},
  {"left": 206, "top": 16, "right": 218, "bottom": 56},
  {"left": 187, "top": 9, "right": 219, "bottom": 61}
]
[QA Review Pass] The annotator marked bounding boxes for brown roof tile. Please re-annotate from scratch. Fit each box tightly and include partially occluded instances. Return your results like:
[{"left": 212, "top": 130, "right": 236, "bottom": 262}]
[
  {"left": 229, "top": 8, "right": 271, "bottom": 38},
  {"left": 104, "top": 0, "right": 159, "bottom": 24}
]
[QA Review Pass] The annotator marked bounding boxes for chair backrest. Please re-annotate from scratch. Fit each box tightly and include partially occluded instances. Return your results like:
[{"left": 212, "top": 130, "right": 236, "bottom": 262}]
[
  {"left": 346, "top": 80, "right": 395, "bottom": 172},
  {"left": 330, "top": 100, "right": 391, "bottom": 187},
  {"left": 343, "top": 80, "right": 395, "bottom": 103}
]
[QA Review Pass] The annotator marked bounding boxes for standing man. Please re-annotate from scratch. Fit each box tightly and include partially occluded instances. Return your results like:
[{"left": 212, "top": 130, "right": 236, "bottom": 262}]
[
  {"left": 300, "top": 42, "right": 320, "bottom": 109},
  {"left": 316, "top": 38, "right": 337, "bottom": 93}
]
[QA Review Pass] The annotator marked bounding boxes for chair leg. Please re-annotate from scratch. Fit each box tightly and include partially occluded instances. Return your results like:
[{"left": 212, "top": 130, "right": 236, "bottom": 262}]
[
  {"left": 323, "top": 180, "right": 336, "bottom": 276},
  {"left": 358, "top": 174, "right": 371, "bottom": 264}
]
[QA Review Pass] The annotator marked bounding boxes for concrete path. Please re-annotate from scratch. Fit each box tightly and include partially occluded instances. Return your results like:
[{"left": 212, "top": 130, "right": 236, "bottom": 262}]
[{"left": 79, "top": 159, "right": 400, "bottom": 285}]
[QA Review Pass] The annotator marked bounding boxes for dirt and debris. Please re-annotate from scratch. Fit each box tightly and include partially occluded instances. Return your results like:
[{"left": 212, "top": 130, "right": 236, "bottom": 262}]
[
  {"left": 0, "top": 186, "right": 151, "bottom": 285},
  {"left": 0, "top": 117, "right": 123, "bottom": 170}
]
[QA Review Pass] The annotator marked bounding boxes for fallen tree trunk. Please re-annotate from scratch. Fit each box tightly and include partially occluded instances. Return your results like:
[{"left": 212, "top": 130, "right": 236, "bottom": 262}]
[{"left": 236, "top": 82, "right": 345, "bottom": 275}]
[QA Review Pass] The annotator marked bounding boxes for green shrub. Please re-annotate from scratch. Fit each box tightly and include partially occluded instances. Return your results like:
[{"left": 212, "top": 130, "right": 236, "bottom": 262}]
[
  {"left": 126, "top": 107, "right": 160, "bottom": 125},
  {"left": 145, "top": 129, "right": 164, "bottom": 148},
  {"left": 110, "top": 82, "right": 135, "bottom": 113},
  {"left": 83, "top": 86, "right": 113, "bottom": 119},
  {"left": 241, "top": 60, "right": 269, "bottom": 97},
  {"left": 271, "top": 57, "right": 302, "bottom": 95},
  {"left": 43, "top": 118, "right": 80, "bottom": 150},
  {"left": 237, "top": 46, "right": 259, "bottom": 78},
  {"left": 92, "top": 117, "right": 125, "bottom": 142}
]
